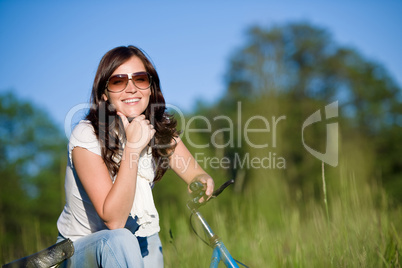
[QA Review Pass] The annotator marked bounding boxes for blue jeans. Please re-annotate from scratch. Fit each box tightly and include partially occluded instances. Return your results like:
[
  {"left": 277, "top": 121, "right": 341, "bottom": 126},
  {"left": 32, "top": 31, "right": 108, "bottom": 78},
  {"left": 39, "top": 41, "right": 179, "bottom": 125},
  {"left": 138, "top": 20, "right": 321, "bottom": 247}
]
[{"left": 57, "top": 229, "right": 163, "bottom": 267}]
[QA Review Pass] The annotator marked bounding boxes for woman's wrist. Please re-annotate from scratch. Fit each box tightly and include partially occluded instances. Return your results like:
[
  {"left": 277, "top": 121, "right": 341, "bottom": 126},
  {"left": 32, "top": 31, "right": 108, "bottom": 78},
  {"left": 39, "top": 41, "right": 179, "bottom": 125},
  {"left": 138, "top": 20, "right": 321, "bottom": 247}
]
[{"left": 122, "top": 146, "right": 142, "bottom": 166}]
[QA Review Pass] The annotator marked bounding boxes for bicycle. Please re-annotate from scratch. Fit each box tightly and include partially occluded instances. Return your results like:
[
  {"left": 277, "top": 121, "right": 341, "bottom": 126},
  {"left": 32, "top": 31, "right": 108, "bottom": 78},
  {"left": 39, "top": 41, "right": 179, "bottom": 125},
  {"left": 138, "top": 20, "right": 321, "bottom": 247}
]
[{"left": 187, "top": 179, "right": 249, "bottom": 268}]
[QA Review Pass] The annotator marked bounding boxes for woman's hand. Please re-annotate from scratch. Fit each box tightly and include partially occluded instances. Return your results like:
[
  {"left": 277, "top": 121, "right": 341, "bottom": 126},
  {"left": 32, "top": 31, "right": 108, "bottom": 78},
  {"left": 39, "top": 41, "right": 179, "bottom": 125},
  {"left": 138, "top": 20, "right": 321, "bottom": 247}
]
[
  {"left": 189, "top": 174, "right": 215, "bottom": 203},
  {"left": 118, "top": 112, "right": 155, "bottom": 152}
]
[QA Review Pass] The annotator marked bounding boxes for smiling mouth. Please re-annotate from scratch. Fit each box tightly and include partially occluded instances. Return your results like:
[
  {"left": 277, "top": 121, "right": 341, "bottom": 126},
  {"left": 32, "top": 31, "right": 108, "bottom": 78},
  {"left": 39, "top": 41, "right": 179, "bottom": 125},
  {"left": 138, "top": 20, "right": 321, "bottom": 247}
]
[{"left": 123, "top": 98, "right": 140, "bottom": 103}]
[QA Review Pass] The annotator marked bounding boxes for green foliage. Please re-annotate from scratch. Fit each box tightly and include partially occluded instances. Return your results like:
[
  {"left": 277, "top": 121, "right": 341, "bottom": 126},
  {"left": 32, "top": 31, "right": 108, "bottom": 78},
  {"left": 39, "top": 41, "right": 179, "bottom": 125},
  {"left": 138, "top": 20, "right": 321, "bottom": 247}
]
[
  {"left": 216, "top": 22, "right": 402, "bottom": 202},
  {"left": 155, "top": 21, "right": 402, "bottom": 266},
  {"left": 0, "top": 91, "right": 67, "bottom": 263}
]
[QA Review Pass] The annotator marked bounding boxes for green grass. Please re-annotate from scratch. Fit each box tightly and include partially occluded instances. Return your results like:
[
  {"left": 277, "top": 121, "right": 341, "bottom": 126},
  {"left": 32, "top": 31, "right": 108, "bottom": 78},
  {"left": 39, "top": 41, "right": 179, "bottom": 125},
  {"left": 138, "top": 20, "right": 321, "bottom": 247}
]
[
  {"left": 156, "top": 163, "right": 402, "bottom": 268},
  {"left": 1, "top": 163, "right": 401, "bottom": 267}
]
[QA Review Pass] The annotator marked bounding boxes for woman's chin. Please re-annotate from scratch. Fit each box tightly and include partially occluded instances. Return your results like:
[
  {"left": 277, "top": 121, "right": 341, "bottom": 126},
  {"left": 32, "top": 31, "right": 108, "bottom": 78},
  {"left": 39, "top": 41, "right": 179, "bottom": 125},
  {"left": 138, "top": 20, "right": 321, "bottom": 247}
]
[{"left": 123, "top": 110, "right": 142, "bottom": 118}]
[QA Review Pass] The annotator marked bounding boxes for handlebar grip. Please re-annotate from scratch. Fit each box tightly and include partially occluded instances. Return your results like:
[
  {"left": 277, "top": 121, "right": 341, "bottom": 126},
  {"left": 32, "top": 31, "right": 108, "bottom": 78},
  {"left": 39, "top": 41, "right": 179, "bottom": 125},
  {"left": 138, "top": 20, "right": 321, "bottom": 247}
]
[
  {"left": 187, "top": 179, "right": 234, "bottom": 210},
  {"left": 212, "top": 179, "right": 234, "bottom": 197},
  {"left": 189, "top": 181, "right": 205, "bottom": 192},
  {"left": 189, "top": 181, "right": 207, "bottom": 207}
]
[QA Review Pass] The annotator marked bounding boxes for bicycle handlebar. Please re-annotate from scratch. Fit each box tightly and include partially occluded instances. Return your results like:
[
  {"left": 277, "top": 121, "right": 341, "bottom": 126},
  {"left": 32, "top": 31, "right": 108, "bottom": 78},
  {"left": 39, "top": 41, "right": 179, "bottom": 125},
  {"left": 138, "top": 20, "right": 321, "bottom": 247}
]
[
  {"left": 188, "top": 179, "right": 235, "bottom": 209},
  {"left": 211, "top": 179, "right": 235, "bottom": 198}
]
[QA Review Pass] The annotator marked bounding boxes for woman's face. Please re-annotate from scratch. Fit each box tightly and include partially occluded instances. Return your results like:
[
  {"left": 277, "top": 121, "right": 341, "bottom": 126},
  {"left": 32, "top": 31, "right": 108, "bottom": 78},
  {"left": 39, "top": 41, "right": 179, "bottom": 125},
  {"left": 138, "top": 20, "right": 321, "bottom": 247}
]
[{"left": 103, "top": 56, "right": 151, "bottom": 118}]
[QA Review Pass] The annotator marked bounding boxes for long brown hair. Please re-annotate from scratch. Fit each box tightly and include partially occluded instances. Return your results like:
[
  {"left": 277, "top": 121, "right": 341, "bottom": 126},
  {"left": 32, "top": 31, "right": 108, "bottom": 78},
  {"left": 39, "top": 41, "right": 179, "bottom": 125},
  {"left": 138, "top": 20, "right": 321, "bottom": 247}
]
[{"left": 86, "top": 45, "right": 179, "bottom": 182}]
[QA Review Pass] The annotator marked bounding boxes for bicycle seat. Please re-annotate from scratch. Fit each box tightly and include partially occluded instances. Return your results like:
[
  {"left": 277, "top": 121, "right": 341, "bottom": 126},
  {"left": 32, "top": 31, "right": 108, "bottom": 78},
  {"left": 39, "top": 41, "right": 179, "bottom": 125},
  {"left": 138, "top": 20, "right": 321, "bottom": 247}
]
[{"left": 2, "top": 239, "right": 74, "bottom": 268}]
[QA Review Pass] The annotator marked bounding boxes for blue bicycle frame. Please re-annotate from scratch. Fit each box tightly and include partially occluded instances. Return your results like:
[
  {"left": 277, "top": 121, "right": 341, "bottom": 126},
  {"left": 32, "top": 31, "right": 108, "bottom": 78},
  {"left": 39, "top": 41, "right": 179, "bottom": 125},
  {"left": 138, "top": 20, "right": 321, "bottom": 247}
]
[
  {"left": 191, "top": 210, "right": 239, "bottom": 268},
  {"left": 187, "top": 180, "right": 240, "bottom": 268}
]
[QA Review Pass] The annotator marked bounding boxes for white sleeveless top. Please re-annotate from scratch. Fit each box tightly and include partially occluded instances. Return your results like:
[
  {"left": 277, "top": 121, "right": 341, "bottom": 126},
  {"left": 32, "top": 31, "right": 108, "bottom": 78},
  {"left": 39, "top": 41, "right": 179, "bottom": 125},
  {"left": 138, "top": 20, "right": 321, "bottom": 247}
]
[{"left": 57, "top": 120, "right": 159, "bottom": 241}]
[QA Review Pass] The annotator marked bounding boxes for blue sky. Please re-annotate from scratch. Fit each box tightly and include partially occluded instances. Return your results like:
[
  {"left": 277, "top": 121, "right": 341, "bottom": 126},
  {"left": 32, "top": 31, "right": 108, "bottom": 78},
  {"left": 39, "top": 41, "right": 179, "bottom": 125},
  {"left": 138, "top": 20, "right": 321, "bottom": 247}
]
[{"left": 1, "top": 0, "right": 401, "bottom": 135}]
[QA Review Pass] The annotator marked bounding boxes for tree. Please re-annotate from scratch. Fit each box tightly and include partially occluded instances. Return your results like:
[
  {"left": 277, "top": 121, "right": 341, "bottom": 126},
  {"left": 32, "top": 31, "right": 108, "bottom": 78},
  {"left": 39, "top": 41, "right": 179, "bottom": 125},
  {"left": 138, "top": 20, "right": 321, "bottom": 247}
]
[
  {"left": 196, "top": 22, "right": 402, "bottom": 202},
  {"left": 0, "top": 91, "right": 67, "bottom": 262}
]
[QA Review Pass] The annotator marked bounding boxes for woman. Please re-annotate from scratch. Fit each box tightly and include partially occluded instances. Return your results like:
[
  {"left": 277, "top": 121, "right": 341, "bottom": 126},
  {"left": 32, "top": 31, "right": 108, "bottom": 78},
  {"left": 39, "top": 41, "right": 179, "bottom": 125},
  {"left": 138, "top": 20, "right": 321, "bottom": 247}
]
[{"left": 57, "top": 45, "right": 214, "bottom": 267}]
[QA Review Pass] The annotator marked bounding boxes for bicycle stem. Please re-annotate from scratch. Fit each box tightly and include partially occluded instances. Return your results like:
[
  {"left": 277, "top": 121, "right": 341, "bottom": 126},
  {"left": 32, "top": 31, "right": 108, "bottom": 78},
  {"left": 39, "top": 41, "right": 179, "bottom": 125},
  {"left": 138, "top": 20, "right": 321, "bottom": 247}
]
[
  {"left": 187, "top": 205, "right": 239, "bottom": 267},
  {"left": 188, "top": 207, "right": 218, "bottom": 245},
  {"left": 187, "top": 179, "right": 240, "bottom": 267}
]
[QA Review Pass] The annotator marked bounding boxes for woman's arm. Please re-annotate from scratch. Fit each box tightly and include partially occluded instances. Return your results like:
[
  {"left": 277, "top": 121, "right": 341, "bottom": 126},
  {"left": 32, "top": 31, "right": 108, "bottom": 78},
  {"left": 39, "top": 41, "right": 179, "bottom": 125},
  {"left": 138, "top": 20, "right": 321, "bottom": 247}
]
[
  {"left": 73, "top": 114, "right": 155, "bottom": 230},
  {"left": 169, "top": 138, "right": 214, "bottom": 197},
  {"left": 72, "top": 146, "right": 140, "bottom": 229}
]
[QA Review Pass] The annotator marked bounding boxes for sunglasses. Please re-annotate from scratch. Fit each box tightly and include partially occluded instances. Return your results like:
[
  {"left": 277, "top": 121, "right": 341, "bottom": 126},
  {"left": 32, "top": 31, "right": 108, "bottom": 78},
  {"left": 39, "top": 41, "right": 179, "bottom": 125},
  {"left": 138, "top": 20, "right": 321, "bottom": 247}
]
[{"left": 106, "top": 72, "right": 152, "bottom": 93}]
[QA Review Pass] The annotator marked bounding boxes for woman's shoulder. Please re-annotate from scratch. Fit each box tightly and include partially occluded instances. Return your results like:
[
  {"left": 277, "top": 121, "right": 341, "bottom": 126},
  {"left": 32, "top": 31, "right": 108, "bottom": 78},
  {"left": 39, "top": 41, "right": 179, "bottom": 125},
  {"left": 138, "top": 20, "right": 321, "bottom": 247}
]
[
  {"left": 72, "top": 119, "right": 94, "bottom": 131},
  {"left": 71, "top": 120, "right": 95, "bottom": 134},
  {"left": 69, "top": 120, "right": 98, "bottom": 147}
]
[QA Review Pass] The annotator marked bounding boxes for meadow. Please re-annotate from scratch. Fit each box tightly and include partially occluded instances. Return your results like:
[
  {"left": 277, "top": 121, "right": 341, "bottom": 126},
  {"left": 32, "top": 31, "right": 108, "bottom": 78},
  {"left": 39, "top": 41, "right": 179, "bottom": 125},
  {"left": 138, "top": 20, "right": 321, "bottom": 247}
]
[{"left": 155, "top": 161, "right": 401, "bottom": 267}]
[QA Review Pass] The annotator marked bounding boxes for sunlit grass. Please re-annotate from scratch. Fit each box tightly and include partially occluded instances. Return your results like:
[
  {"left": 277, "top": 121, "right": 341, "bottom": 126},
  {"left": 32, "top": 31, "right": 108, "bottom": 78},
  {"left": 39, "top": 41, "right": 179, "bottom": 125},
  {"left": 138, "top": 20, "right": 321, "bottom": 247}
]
[
  {"left": 156, "top": 162, "right": 401, "bottom": 268},
  {"left": 1, "top": 162, "right": 400, "bottom": 267}
]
